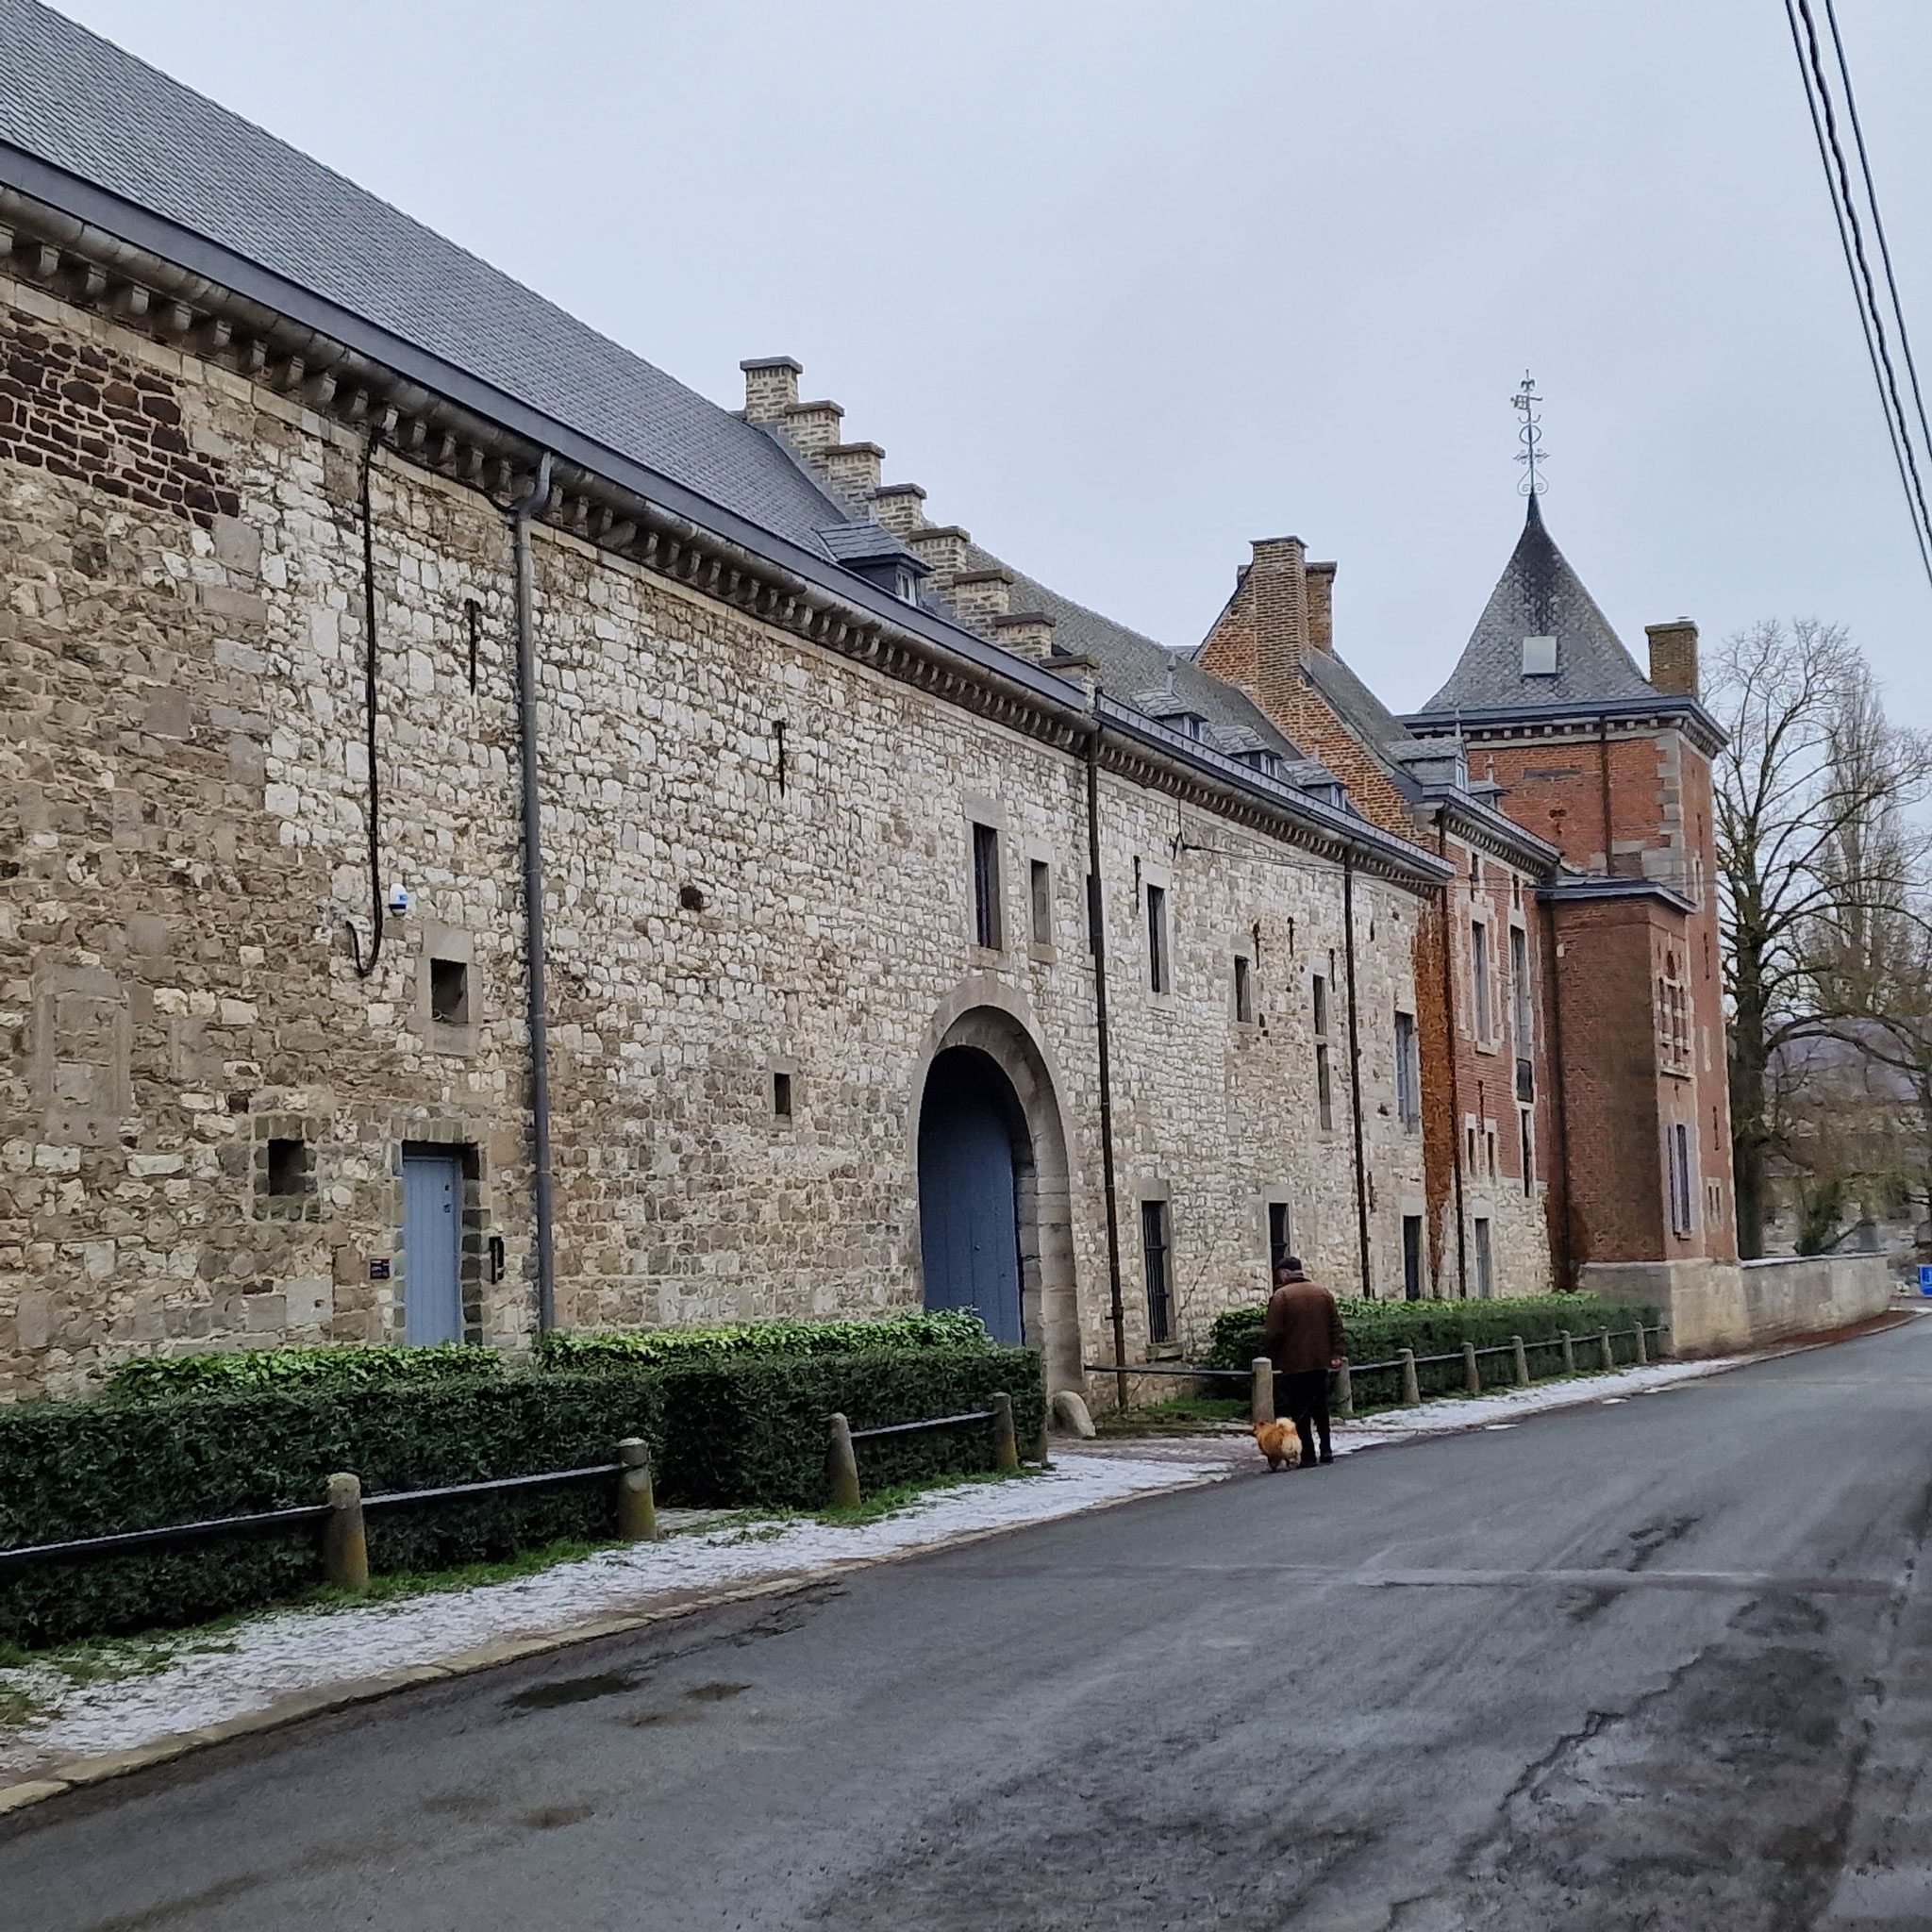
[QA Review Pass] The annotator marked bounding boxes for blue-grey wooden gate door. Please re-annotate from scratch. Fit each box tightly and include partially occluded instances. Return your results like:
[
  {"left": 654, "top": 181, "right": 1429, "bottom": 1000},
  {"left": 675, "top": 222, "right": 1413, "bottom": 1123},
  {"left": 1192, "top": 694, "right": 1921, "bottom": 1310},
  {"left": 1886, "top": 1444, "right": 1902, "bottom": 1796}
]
[
  {"left": 403, "top": 1149, "right": 464, "bottom": 1343},
  {"left": 918, "top": 1053, "right": 1024, "bottom": 1344}
]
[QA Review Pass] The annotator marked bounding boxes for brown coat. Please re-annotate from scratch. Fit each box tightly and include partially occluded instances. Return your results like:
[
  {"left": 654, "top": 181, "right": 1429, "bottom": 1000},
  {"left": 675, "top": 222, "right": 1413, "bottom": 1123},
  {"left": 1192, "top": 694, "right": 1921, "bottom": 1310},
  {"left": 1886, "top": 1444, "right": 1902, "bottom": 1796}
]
[{"left": 1261, "top": 1278, "right": 1345, "bottom": 1375}]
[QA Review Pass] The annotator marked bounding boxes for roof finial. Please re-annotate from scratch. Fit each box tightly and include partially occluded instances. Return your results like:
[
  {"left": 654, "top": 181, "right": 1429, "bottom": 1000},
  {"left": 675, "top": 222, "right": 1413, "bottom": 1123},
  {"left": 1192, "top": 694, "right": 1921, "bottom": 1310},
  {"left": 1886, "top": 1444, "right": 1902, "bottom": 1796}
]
[{"left": 1512, "top": 370, "right": 1548, "bottom": 507}]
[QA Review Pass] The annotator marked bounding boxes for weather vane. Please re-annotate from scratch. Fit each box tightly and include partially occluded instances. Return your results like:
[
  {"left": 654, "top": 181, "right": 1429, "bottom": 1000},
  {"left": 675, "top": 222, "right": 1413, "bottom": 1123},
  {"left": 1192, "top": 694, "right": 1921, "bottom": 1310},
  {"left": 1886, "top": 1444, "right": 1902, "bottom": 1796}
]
[{"left": 1512, "top": 370, "right": 1548, "bottom": 497}]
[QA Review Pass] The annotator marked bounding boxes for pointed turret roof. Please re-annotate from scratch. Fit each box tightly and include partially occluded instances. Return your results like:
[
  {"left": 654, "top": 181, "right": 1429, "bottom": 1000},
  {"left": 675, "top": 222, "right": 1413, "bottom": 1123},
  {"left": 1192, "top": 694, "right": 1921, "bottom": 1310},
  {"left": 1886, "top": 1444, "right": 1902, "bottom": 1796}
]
[{"left": 1414, "top": 495, "right": 1657, "bottom": 714}]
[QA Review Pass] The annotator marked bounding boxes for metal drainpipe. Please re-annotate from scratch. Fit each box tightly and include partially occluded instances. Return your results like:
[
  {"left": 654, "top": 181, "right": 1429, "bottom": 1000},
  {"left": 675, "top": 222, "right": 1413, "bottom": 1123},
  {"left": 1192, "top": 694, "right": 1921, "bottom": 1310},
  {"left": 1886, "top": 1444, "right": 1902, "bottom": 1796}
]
[
  {"left": 1438, "top": 810, "right": 1468, "bottom": 1298},
  {"left": 1085, "top": 708, "right": 1127, "bottom": 1409},
  {"left": 1597, "top": 715, "right": 1614, "bottom": 874},
  {"left": 509, "top": 453, "right": 557, "bottom": 1335},
  {"left": 1541, "top": 903, "right": 1576, "bottom": 1289},
  {"left": 1342, "top": 852, "right": 1373, "bottom": 1298}
]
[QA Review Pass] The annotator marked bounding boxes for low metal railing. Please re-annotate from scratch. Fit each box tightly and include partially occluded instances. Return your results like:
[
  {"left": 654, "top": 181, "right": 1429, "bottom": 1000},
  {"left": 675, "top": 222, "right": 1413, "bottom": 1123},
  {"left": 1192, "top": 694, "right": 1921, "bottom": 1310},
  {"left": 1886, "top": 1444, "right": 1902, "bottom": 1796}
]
[
  {"left": 824, "top": 1393, "right": 1020, "bottom": 1507},
  {"left": 1087, "top": 1321, "right": 1668, "bottom": 1419},
  {"left": 0, "top": 1440, "right": 660, "bottom": 1589}
]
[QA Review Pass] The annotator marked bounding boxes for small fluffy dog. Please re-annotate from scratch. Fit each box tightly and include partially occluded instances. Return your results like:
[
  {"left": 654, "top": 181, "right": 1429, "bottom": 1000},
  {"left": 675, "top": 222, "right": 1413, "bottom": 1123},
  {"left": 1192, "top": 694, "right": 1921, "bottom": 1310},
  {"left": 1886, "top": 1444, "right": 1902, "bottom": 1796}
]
[{"left": 1253, "top": 1418, "right": 1302, "bottom": 1472}]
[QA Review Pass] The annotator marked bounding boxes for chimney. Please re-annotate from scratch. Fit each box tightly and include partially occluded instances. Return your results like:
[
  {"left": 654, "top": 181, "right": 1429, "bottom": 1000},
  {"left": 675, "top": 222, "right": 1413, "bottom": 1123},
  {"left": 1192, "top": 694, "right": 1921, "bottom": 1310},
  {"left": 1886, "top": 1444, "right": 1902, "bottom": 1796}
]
[
  {"left": 1645, "top": 618, "right": 1700, "bottom": 699},
  {"left": 1243, "top": 536, "right": 1312, "bottom": 714},
  {"left": 907, "top": 525, "right": 971, "bottom": 599},
  {"left": 1305, "top": 560, "right": 1337, "bottom": 654},
  {"left": 952, "top": 566, "right": 1013, "bottom": 633},
  {"left": 779, "top": 398, "right": 843, "bottom": 462},
  {"left": 871, "top": 481, "right": 928, "bottom": 535},
  {"left": 822, "top": 441, "right": 884, "bottom": 513},
  {"left": 741, "top": 356, "right": 801, "bottom": 423},
  {"left": 991, "top": 610, "right": 1056, "bottom": 663}
]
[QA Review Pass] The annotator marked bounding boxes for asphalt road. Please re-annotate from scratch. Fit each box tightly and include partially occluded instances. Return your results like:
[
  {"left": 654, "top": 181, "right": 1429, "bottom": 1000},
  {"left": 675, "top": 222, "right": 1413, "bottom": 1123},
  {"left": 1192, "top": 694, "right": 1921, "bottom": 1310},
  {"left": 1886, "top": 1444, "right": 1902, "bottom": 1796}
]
[{"left": 9, "top": 1319, "right": 1932, "bottom": 1932}]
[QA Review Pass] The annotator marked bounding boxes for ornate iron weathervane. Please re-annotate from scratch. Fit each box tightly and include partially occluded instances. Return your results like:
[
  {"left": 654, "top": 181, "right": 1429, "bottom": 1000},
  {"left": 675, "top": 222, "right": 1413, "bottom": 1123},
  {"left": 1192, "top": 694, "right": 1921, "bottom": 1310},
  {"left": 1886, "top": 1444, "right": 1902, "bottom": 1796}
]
[{"left": 1513, "top": 370, "right": 1549, "bottom": 497}]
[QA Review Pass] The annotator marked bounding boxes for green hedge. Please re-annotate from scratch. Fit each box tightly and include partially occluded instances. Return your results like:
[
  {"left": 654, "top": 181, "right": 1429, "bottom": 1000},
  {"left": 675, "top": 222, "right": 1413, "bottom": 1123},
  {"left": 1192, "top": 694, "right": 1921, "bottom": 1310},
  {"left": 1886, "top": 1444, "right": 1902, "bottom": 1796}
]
[
  {"left": 107, "top": 1341, "right": 504, "bottom": 1400},
  {"left": 536, "top": 1308, "right": 991, "bottom": 1371},
  {"left": 0, "top": 1339, "right": 1041, "bottom": 1646},
  {"left": 1207, "top": 1293, "right": 1663, "bottom": 1400},
  {"left": 656, "top": 1345, "right": 1044, "bottom": 1509},
  {"left": 0, "top": 1374, "right": 662, "bottom": 1648}
]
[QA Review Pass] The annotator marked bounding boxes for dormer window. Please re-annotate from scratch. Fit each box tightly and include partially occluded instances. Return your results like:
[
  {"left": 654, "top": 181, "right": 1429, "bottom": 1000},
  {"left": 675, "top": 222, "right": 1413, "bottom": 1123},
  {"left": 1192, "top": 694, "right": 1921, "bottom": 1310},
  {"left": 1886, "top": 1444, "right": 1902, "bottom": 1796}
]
[
  {"left": 1522, "top": 635, "right": 1557, "bottom": 676},
  {"left": 1172, "top": 711, "right": 1209, "bottom": 741},
  {"left": 1236, "top": 749, "right": 1280, "bottom": 778}
]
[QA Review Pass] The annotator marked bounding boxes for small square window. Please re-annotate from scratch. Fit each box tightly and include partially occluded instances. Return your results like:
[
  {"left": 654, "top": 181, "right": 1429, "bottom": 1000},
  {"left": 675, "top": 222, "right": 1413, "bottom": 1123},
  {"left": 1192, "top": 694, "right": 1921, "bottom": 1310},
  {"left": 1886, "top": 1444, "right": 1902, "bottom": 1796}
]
[
  {"left": 773, "top": 1071, "right": 793, "bottom": 1119},
  {"left": 1233, "top": 954, "right": 1254, "bottom": 1024},
  {"left": 1029, "top": 859, "right": 1052, "bottom": 947},
  {"left": 1522, "top": 634, "right": 1557, "bottom": 676},
  {"left": 266, "top": 1137, "right": 308, "bottom": 1196},
  {"left": 430, "top": 958, "right": 470, "bottom": 1025}
]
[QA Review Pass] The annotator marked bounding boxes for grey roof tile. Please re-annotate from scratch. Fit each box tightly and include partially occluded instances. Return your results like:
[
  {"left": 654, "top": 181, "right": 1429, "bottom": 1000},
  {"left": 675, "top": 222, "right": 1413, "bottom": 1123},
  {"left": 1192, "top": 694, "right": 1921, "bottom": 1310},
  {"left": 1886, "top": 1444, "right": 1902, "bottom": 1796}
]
[
  {"left": 0, "top": 0, "right": 854, "bottom": 555},
  {"left": 1416, "top": 495, "right": 1656, "bottom": 713}
]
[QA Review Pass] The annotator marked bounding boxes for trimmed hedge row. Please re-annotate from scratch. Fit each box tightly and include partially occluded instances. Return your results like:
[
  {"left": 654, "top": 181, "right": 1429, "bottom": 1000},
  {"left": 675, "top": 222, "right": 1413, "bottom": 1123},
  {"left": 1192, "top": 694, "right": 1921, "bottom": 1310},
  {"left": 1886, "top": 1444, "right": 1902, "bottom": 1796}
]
[
  {"left": 108, "top": 1341, "right": 504, "bottom": 1400},
  {"left": 0, "top": 1341, "right": 1041, "bottom": 1646},
  {"left": 0, "top": 1372, "right": 663, "bottom": 1648},
  {"left": 536, "top": 1308, "right": 991, "bottom": 1371},
  {"left": 656, "top": 1345, "right": 1043, "bottom": 1509},
  {"left": 1208, "top": 1293, "right": 1663, "bottom": 1400}
]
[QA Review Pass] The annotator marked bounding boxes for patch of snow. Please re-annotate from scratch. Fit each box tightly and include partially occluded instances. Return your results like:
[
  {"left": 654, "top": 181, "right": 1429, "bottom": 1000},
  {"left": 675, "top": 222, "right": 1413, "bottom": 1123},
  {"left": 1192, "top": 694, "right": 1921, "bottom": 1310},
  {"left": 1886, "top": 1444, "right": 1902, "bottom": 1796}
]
[{"left": 0, "top": 1456, "right": 1208, "bottom": 1780}]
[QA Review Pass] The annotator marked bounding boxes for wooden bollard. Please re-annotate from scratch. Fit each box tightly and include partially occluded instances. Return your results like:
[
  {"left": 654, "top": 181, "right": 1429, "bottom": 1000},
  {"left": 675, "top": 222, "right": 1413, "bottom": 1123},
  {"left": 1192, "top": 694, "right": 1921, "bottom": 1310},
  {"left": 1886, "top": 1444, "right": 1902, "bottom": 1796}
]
[
  {"left": 323, "top": 1471, "right": 368, "bottom": 1592},
  {"left": 1398, "top": 1347, "right": 1421, "bottom": 1407},
  {"left": 825, "top": 1412, "right": 861, "bottom": 1510},
  {"left": 1511, "top": 1334, "right": 1529, "bottom": 1388},
  {"left": 1632, "top": 1322, "right": 1648, "bottom": 1366},
  {"left": 991, "top": 1391, "right": 1020, "bottom": 1474},
  {"left": 616, "top": 1437, "right": 658, "bottom": 1542},
  {"left": 1333, "top": 1361, "right": 1354, "bottom": 1419},
  {"left": 1598, "top": 1328, "right": 1614, "bottom": 1374},
  {"left": 1560, "top": 1328, "right": 1575, "bottom": 1375},
  {"left": 1462, "top": 1341, "right": 1481, "bottom": 1395},
  {"left": 1250, "top": 1357, "right": 1275, "bottom": 1426}
]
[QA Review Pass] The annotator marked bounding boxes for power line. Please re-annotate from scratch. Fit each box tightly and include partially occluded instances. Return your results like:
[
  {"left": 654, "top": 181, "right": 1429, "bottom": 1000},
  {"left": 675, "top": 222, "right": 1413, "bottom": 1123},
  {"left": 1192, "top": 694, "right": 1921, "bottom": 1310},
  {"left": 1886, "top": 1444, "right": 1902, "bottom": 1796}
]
[{"left": 1783, "top": 0, "right": 1932, "bottom": 591}]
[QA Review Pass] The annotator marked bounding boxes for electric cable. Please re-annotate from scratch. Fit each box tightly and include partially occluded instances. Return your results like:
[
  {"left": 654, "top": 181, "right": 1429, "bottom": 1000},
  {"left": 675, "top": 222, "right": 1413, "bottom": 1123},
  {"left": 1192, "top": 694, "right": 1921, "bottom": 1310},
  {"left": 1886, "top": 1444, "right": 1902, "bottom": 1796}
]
[{"left": 1783, "top": 0, "right": 1932, "bottom": 590}]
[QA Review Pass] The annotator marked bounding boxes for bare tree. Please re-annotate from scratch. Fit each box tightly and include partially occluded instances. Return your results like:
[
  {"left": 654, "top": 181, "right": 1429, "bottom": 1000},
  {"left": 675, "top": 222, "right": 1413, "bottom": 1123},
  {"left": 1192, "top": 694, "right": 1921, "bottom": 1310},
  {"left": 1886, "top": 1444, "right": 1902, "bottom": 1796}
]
[{"left": 1709, "top": 619, "right": 1931, "bottom": 1257}]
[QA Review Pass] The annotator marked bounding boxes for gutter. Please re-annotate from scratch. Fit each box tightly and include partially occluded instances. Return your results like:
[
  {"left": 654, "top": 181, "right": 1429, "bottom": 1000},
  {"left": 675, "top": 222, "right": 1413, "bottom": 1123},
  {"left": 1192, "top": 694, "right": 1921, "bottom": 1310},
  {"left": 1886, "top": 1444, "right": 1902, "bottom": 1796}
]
[
  {"left": 0, "top": 159, "right": 1456, "bottom": 894},
  {"left": 1085, "top": 711, "right": 1127, "bottom": 1407},
  {"left": 1342, "top": 855, "right": 1373, "bottom": 1297}
]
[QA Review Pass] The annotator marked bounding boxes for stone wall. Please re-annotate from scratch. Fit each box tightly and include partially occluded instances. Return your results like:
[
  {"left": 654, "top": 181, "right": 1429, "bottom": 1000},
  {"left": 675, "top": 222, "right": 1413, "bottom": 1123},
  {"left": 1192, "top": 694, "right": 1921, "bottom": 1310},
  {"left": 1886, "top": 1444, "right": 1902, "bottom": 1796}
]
[
  {"left": 1582, "top": 1252, "right": 1890, "bottom": 1356},
  {"left": 0, "top": 273, "right": 1429, "bottom": 1398}
]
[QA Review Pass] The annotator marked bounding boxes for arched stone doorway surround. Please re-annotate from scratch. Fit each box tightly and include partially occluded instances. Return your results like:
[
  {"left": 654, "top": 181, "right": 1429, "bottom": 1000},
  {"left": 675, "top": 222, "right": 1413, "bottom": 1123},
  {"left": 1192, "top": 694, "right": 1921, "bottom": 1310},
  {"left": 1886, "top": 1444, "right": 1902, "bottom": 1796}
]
[{"left": 910, "top": 981, "right": 1082, "bottom": 1396}]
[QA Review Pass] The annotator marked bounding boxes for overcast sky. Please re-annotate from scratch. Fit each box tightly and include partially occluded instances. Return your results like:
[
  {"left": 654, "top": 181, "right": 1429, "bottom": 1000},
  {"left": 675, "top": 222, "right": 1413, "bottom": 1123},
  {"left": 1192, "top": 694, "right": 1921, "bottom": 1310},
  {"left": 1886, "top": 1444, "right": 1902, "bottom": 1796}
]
[{"left": 56, "top": 0, "right": 1932, "bottom": 720}]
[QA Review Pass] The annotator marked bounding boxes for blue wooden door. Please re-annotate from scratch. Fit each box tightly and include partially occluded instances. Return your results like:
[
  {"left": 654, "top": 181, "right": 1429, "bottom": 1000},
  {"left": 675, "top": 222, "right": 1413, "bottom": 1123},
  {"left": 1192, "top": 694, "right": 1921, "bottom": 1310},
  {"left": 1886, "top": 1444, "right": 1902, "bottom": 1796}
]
[
  {"left": 918, "top": 1051, "right": 1024, "bottom": 1343},
  {"left": 403, "top": 1149, "right": 464, "bottom": 1343}
]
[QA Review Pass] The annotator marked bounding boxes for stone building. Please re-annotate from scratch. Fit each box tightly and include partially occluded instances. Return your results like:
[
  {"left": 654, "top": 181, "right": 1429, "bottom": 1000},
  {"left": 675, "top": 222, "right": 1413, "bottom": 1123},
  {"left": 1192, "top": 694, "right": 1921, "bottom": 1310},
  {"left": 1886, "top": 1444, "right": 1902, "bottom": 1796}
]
[
  {"left": 0, "top": 5, "right": 1742, "bottom": 1399},
  {"left": 0, "top": 3, "right": 1445, "bottom": 1399}
]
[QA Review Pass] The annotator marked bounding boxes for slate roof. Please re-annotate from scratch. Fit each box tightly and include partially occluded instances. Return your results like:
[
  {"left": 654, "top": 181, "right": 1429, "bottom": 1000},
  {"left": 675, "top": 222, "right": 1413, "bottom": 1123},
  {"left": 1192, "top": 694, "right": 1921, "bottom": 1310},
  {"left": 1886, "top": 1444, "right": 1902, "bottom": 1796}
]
[
  {"left": 967, "top": 544, "right": 1307, "bottom": 762},
  {"left": 0, "top": 0, "right": 854, "bottom": 556},
  {"left": 1416, "top": 495, "right": 1657, "bottom": 714},
  {"left": 1299, "top": 647, "right": 1417, "bottom": 757}
]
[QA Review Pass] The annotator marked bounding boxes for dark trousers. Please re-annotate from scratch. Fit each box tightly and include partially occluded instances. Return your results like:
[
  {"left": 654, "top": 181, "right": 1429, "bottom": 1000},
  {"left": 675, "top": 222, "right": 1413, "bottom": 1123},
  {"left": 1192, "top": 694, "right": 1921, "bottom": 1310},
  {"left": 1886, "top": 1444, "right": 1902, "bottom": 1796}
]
[{"left": 1279, "top": 1369, "right": 1332, "bottom": 1463}]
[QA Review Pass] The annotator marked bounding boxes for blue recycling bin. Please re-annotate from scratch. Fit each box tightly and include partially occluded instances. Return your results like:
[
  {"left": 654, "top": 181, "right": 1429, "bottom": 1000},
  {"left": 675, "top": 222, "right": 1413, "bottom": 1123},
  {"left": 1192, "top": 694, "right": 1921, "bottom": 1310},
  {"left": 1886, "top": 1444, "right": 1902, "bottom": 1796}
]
[{"left": 1919, "top": 1264, "right": 1932, "bottom": 1297}]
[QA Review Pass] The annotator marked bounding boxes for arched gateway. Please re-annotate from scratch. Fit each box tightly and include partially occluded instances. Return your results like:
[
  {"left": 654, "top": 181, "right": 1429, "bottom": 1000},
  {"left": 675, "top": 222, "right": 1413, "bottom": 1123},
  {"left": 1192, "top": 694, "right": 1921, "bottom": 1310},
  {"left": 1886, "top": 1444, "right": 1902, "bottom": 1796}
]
[{"left": 913, "top": 1000, "right": 1080, "bottom": 1391}]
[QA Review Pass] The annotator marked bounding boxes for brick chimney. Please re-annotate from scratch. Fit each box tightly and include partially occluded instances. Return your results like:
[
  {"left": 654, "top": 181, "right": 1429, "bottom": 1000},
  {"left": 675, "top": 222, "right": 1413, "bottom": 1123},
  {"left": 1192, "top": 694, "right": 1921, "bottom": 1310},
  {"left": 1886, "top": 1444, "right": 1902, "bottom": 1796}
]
[
  {"left": 1233, "top": 536, "right": 1312, "bottom": 716},
  {"left": 822, "top": 441, "right": 884, "bottom": 512},
  {"left": 1305, "top": 560, "right": 1337, "bottom": 654},
  {"left": 907, "top": 525, "right": 971, "bottom": 599},
  {"left": 952, "top": 566, "right": 1013, "bottom": 633},
  {"left": 871, "top": 481, "right": 927, "bottom": 536},
  {"left": 1645, "top": 619, "right": 1700, "bottom": 699},
  {"left": 991, "top": 610, "right": 1057, "bottom": 663},
  {"left": 779, "top": 398, "right": 844, "bottom": 462},
  {"left": 741, "top": 357, "right": 801, "bottom": 423}
]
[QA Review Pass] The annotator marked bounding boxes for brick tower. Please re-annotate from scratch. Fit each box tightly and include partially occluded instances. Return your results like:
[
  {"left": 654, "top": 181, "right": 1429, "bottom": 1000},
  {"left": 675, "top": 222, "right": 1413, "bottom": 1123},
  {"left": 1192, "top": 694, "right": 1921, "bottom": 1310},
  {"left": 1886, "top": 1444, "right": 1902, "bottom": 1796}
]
[{"left": 1403, "top": 496, "right": 1740, "bottom": 1345}]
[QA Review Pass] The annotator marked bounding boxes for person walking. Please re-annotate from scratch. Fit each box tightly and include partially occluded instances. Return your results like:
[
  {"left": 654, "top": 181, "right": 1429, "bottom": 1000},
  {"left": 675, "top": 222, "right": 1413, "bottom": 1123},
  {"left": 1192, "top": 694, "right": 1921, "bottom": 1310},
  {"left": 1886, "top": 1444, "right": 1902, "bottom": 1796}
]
[{"left": 1261, "top": 1257, "right": 1345, "bottom": 1468}]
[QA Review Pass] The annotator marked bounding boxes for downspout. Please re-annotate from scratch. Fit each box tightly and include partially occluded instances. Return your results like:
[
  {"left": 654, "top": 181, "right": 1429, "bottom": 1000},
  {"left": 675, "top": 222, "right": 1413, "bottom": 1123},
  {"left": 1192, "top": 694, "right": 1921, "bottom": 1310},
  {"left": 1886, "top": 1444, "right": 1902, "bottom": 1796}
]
[
  {"left": 1597, "top": 716, "right": 1614, "bottom": 875},
  {"left": 1342, "top": 853, "right": 1372, "bottom": 1298},
  {"left": 1438, "top": 810, "right": 1468, "bottom": 1298},
  {"left": 509, "top": 453, "right": 557, "bottom": 1335},
  {"left": 1085, "top": 707, "right": 1127, "bottom": 1408},
  {"left": 346, "top": 429, "right": 386, "bottom": 977},
  {"left": 1541, "top": 903, "right": 1575, "bottom": 1290}
]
